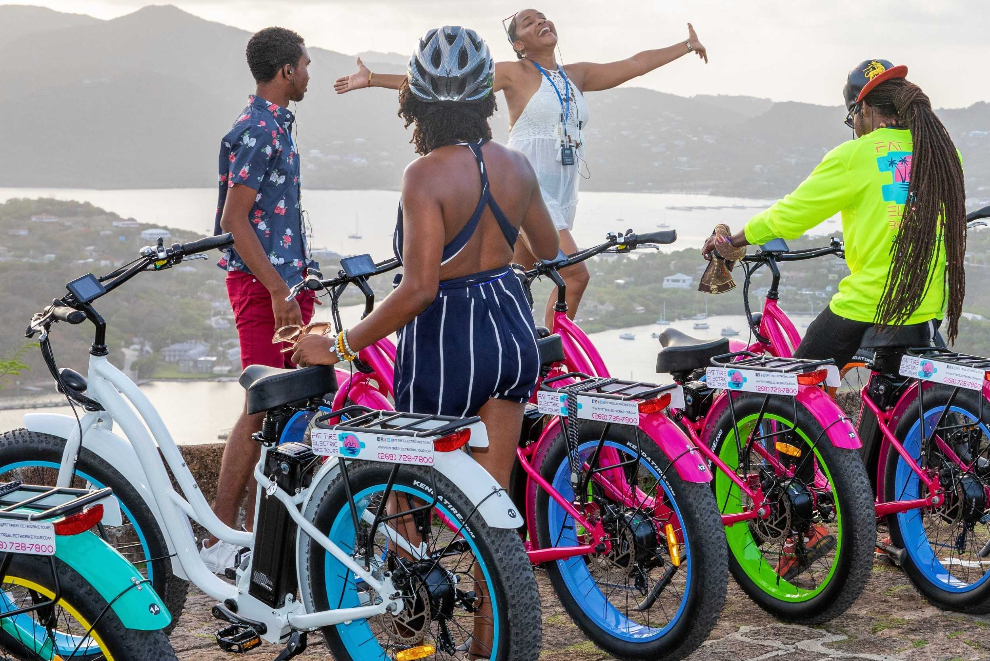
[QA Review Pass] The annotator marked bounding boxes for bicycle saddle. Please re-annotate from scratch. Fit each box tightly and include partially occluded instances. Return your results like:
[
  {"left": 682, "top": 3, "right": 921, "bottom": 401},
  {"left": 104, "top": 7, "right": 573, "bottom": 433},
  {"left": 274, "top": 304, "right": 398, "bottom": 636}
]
[
  {"left": 536, "top": 333, "right": 565, "bottom": 367},
  {"left": 655, "top": 328, "right": 729, "bottom": 374},
  {"left": 859, "top": 321, "right": 934, "bottom": 349},
  {"left": 239, "top": 365, "right": 338, "bottom": 415}
]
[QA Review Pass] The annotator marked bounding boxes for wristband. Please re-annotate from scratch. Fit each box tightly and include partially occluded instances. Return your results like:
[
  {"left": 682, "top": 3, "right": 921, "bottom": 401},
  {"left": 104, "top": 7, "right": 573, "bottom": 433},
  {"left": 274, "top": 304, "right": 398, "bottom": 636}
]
[
  {"left": 685, "top": 41, "right": 694, "bottom": 52},
  {"left": 368, "top": 71, "right": 374, "bottom": 88}
]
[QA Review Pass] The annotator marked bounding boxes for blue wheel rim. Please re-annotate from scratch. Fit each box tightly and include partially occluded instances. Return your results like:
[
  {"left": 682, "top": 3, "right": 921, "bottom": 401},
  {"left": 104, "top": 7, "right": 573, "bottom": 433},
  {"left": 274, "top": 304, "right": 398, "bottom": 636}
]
[
  {"left": 546, "top": 440, "right": 690, "bottom": 642},
  {"left": 0, "top": 460, "right": 152, "bottom": 656},
  {"left": 895, "top": 406, "right": 990, "bottom": 593},
  {"left": 323, "top": 483, "right": 500, "bottom": 659}
]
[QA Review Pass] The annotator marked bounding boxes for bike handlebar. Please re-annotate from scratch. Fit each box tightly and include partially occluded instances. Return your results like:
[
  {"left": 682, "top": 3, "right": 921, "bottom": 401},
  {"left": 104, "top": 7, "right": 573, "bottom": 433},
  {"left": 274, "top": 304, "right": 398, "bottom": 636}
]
[
  {"left": 524, "top": 229, "right": 678, "bottom": 280},
  {"left": 51, "top": 306, "right": 87, "bottom": 325},
  {"left": 967, "top": 205, "right": 990, "bottom": 223},
  {"left": 743, "top": 238, "right": 844, "bottom": 264},
  {"left": 175, "top": 233, "right": 234, "bottom": 256}
]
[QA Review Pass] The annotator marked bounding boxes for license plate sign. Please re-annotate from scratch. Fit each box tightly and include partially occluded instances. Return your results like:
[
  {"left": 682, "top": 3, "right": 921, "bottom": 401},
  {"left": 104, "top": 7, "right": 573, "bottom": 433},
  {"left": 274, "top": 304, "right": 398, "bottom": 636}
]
[
  {"left": 0, "top": 520, "right": 56, "bottom": 556},
  {"left": 706, "top": 367, "right": 799, "bottom": 396},
  {"left": 311, "top": 429, "right": 435, "bottom": 466},
  {"left": 899, "top": 355, "right": 985, "bottom": 391}
]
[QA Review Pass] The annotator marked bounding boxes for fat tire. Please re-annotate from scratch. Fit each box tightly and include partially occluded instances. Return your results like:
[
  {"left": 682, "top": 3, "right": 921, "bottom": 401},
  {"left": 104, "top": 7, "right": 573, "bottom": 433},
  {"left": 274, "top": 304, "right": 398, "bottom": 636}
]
[
  {"left": 0, "top": 428, "right": 188, "bottom": 633},
  {"left": 886, "top": 386, "right": 990, "bottom": 614},
  {"left": 534, "top": 423, "right": 728, "bottom": 660},
  {"left": 709, "top": 395, "right": 875, "bottom": 623},
  {"left": 1, "top": 552, "right": 177, "bottom": 660},
  {"left": 304, "top": 460, "right": 542, "bottom": 661}
]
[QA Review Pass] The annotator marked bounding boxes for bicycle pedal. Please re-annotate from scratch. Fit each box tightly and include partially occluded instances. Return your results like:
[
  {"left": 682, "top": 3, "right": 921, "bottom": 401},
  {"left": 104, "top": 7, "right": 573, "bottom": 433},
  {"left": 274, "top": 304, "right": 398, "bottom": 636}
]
[
  {"left": 875, "top": 542, "right": 906, "bottom": 566},
  {"left": 215, "top": 623, "right": 262, "bottom": 653}
]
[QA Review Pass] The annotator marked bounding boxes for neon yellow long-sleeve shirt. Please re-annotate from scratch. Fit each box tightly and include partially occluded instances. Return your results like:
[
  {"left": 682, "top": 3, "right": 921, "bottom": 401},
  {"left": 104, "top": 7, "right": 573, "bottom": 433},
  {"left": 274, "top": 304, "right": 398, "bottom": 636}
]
[{"left": 744, "top": 127, "right": 953, "bottom": 324}]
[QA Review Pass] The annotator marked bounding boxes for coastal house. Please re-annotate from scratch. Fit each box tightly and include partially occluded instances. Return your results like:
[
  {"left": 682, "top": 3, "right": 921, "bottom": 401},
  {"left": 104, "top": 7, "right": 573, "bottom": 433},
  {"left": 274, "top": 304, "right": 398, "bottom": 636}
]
[
  {"left": 112, "top": 220, "right": 139, "bottom": 228},
  {"left": 30, "top": 214, "right": 59, "bottom": 223},
  {"left": 140, "top": 228, "right": 171, "bottom": 242},
  {"left": 663, "top": 273, "right": 693, "bottom": 289},
  {"left": 161, "top": 341, "right": 209, "bottom": 363}
]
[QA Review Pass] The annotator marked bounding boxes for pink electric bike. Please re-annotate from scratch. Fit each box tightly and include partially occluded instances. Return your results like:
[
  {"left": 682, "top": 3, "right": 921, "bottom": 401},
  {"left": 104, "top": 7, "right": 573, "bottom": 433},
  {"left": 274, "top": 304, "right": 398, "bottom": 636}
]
[
  {"left": 517, "top": 231, "right": 875, "bottom": 624},
  {"left": 731, "top": 214, "right": 990, "bottom": 614},
  {"left": 287, "top": 247, "right": 729, "bottom": 661}
]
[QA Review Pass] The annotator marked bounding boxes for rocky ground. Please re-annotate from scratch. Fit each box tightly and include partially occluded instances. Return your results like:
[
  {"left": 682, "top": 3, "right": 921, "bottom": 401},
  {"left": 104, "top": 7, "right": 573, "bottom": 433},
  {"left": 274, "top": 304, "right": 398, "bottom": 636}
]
[{"left": 171, "top": 560, "right": 990, "bottom": 661}]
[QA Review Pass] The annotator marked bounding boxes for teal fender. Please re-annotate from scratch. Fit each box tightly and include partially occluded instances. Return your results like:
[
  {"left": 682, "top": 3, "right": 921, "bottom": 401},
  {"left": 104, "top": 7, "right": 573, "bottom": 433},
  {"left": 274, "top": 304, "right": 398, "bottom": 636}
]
[{"left": 55, "top": 530, "right": 171, "bottom": 630}]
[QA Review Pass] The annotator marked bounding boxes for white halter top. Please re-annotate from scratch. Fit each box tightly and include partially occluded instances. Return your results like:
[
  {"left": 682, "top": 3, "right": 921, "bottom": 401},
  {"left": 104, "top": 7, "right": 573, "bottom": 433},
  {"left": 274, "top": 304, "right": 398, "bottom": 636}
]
[{"left": 507, "top": 67, "right": 590, "bottom": 231}]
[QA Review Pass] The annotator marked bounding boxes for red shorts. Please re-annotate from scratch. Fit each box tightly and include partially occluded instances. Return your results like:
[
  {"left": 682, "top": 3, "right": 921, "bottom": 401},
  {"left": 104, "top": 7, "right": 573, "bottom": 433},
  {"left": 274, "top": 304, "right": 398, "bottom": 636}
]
[{"left": 226, "top": 271, "right": 315, "bottom": 370}]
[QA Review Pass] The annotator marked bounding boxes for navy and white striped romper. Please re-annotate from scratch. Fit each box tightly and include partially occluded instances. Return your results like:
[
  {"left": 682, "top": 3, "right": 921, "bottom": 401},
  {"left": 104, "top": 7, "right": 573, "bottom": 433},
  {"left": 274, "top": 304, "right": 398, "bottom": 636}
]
[{"left": 392, "top": 140, "right": 540, "bottom": 418}]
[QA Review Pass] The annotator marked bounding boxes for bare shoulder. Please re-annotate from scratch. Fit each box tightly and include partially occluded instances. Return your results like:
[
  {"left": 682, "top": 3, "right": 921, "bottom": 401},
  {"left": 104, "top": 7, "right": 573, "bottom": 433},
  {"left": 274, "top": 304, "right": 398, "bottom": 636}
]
[{"left": 401, "top": 154, "right": 447, "bottom": 199}]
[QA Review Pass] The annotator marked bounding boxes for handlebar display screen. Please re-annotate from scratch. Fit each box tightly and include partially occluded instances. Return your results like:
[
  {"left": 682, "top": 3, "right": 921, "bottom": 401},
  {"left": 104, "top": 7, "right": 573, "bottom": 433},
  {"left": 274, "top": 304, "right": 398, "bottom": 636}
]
[
  {"left": 341, "top": 254, "right": 376, "bottom": 278},
  {"left": 66, "top": 273, "right": 106, "bottom": 304}
]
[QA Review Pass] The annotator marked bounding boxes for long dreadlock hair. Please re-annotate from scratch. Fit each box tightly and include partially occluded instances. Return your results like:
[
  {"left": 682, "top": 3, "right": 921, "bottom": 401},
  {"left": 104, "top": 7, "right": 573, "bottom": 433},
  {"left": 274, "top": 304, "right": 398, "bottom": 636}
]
[{"left": 865, "top": 78, "right": 966, "bottom": 342}]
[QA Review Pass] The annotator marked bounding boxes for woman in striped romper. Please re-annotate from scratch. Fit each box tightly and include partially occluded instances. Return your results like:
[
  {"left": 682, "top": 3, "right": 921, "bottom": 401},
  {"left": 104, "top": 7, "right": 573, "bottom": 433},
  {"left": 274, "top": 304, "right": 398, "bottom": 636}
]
[{"left": 291, "top": 26, "right": 559, "bottom": 492}]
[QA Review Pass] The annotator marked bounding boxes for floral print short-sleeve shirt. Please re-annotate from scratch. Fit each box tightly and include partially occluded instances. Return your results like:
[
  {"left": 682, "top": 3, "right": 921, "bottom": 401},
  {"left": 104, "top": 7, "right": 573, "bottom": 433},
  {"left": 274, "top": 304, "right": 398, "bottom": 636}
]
[{"left": 214, "top": 95, "right": 317, "bottom": 287}]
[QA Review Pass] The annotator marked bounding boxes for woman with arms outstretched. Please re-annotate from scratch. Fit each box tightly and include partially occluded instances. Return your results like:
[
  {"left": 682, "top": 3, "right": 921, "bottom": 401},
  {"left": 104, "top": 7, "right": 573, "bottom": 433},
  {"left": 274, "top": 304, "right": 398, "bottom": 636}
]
[{"left": 336, "top": 9, "right": 707, "bottom": 326}]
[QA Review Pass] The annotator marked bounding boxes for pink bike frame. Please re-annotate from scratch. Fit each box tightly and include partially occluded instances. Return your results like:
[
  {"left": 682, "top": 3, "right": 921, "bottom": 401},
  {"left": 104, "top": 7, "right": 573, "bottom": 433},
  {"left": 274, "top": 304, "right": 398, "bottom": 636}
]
[
  {"left": 515, "top": 310, "right": 710, "bottom": 563},
  {"left": 748, "top": 290, "right": 950, "bottom": 515}
]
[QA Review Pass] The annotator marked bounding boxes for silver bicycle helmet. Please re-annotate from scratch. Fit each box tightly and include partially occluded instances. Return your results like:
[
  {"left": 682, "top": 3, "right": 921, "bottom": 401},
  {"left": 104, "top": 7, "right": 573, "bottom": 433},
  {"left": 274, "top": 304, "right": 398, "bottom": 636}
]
[{"left": 407, "top": 26, "right": 494, "bottom": 103}]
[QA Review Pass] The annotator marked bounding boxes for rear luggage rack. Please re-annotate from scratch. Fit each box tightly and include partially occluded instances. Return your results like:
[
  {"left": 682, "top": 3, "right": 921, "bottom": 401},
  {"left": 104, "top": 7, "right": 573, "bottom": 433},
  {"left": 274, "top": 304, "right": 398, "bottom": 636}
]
[
  {"left": 906, "top": 347, "right": 990, "bottom": 371},
  {"left": 311, "top": 407, "right": 487, "bottom": 571},
  {"left": 710, "top": 351, "right": 834, "bottom": 373},
  {"left": 314, "top": 405, "right": 480, "bottom": 437},
  {"left": 537, "top": 373, "right": 681, "bottom": 504},
  {"left": 0, "top": 482, "right": 114, "bottom": 522}
]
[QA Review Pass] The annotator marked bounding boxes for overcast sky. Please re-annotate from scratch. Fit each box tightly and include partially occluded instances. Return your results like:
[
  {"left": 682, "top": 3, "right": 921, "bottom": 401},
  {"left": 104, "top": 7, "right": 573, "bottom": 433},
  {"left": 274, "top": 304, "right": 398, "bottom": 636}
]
[{"left": 12, "top": 0, "right": 989, "bottom": 108}]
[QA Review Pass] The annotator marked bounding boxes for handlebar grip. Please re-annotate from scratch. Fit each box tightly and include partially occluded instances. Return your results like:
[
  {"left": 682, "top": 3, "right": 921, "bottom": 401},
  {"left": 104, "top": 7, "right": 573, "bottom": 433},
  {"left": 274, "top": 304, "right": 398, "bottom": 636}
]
[
  {"left": 967, "top": 205, "right": 990, "bottom": 222},
  {"left": 628, "top": 230, "right": 677, "bottom": 246},
  {"left": 177, "top": 233, "right": 234, "bottom": 256},
  {"left": 52, "top": 306, "right": 87, "bottom": 324}
]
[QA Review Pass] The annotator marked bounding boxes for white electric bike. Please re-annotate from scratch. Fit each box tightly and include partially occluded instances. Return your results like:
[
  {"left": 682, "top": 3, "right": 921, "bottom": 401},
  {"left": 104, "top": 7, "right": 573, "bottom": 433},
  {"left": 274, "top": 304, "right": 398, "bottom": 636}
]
[{"left": 0, "top": 234, "right": 541, "bottom": 660}]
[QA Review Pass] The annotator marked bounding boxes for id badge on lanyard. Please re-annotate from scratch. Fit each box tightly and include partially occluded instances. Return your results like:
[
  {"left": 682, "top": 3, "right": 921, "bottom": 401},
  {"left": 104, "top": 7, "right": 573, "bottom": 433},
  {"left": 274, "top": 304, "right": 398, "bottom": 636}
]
[{"left": 534, "top": 62, "right": 576, "bottom": 167}]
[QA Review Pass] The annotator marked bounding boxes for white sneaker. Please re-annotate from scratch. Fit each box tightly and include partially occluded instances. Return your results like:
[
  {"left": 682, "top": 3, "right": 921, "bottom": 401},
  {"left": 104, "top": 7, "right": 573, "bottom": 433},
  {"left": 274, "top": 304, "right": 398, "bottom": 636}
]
[{"left": 200, "top": 540, "right": 242, "bottom": 575}]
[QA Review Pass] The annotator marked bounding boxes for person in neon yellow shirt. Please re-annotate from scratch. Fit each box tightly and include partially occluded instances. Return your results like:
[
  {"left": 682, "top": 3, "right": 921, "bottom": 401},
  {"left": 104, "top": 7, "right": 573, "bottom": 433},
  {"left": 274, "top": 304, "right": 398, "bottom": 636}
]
[{"left": 703, "top": 59, "right": 967, "bottom": 369}]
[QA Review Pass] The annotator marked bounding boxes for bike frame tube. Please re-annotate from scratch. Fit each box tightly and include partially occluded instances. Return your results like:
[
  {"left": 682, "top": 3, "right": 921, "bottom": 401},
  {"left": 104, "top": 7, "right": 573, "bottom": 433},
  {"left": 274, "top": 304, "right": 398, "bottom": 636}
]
[
  {"left": 552, "top": 312, "right": 608, "bottom": 377},
  {"left": 679, "top": 417, "right": 764, "bottom": 522}
]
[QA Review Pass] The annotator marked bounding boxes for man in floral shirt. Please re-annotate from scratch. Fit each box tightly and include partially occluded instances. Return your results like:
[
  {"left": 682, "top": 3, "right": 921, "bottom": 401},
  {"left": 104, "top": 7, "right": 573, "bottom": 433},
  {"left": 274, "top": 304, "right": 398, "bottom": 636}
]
[{"left": 203, "top": 26, "right": 318, "bottom": 573}]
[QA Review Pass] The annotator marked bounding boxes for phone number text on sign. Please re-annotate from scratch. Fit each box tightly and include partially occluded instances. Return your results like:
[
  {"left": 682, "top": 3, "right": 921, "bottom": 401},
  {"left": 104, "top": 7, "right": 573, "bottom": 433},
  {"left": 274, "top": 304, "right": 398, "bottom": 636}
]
[
  {"left": 706, "top": 367, "right": 799, "bottom": 396},
  {"left": 0, "top": 520, "right": 56, "bottom": 556},
  {"left": 311, "top": 428, "right": 435, "bottom": 466}
]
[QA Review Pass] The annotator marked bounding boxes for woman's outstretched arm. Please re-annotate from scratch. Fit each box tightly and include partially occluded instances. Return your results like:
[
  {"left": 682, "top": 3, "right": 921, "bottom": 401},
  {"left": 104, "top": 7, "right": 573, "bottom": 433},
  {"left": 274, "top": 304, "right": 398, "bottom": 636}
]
[
  {"left": 335, "top": 56, "right": 515, "bottom": 94},
  {"left": 569, "top": 23, "right": 707, "bottom": 93}
]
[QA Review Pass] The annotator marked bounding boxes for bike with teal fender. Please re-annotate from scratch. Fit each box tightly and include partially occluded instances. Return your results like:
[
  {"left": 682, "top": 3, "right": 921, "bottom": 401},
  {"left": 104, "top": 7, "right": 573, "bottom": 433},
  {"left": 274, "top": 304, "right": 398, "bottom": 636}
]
[
  {"left": 0, "top": 481, "right": 174, "bottom": 660},
  {"left": 0, "top": 235, "right": 541, "bottom": 660}
]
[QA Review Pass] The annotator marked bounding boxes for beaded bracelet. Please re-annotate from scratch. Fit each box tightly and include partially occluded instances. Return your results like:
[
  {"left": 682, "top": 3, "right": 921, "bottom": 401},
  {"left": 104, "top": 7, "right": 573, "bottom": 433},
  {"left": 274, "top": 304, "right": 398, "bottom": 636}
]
[
  {"left": 341, "top": 329, "right": 357, "bottom": 358},
  {"left": 335, "top": 330, "right": 358, "bottom": 362}
]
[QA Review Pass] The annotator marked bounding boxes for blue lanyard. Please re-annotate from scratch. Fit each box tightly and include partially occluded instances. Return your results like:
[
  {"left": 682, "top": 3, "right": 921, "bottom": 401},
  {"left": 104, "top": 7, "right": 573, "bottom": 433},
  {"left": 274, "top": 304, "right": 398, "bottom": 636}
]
[{"left": 532, "top": 61, "right": 571, "bottom": 132}]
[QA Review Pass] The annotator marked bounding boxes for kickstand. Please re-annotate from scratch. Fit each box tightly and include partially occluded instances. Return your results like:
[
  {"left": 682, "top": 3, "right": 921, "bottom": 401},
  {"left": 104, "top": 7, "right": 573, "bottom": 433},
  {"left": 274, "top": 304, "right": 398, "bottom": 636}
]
[{"left": 274, "top": 631, "right": 307, "bottom": 660}]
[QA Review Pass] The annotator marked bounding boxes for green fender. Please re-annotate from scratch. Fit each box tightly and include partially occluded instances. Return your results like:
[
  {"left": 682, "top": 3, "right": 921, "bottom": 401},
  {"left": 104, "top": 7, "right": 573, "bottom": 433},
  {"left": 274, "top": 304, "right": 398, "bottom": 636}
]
[{"left": 54, "top": 530, "right": 171, "bottom": 631}]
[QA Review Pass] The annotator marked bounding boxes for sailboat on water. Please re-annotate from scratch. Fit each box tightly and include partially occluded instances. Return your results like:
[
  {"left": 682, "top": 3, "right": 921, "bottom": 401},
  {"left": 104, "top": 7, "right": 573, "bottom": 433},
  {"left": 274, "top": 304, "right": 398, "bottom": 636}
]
[
  {"left": 655, "top": 302, "right": 669, "bottom": 325},
  {"left": 348, "top": 213, "right": 362, "bottom": 240}
]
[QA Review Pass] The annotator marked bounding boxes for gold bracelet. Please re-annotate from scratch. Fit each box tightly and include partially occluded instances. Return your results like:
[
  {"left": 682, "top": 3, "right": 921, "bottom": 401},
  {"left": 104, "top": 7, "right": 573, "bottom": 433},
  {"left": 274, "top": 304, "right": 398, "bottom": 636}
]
[
  {"left": 335, "top": 331, "right": 357, "bottom": 362},
  {"left": 368, "top": 71, "right": 374, "bottom": 88}
]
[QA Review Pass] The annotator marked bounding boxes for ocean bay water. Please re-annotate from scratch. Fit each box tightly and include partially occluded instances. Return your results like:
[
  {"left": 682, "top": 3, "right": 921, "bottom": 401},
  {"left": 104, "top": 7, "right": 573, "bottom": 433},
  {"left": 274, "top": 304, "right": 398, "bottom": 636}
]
[
  {"left": 0, "top": 301, "right": 816, "bottom": 445},
  {"left": 0, "top": 187, "right": 839, "bottom": 254}
]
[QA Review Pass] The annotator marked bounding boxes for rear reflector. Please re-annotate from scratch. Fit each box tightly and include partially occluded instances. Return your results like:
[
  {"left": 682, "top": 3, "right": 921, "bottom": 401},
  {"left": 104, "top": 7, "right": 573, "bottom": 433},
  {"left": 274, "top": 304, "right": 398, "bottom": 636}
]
[
  {"left": 434, "top": 429, "right": 471, "bottom": 452},
  {"left": 53, "top": 504, "right": 104, "bottom": 536},
  {"left": 638, "top": 392, "right": 672, "bottom": 415},
  {"left": 797, "top": 369, "right": 828, "bottom": 386}
]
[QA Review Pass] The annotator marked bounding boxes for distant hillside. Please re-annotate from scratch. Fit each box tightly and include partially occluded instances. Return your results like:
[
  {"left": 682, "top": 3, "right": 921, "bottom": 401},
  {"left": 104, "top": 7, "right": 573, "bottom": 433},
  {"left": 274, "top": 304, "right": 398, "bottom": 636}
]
[{"left": 1, "top": 5, "right": 988, "bottom": 199}]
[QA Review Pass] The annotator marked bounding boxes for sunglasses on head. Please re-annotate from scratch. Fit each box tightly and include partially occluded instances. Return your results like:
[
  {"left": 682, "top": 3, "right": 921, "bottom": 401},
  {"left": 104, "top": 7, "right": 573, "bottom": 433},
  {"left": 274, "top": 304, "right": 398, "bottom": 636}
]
[
  {"left": 502, "top": 12, "right": 517, "bottom": 45},
  {"left": 844, "top": 103, "right": 861, "bottom": 129}
]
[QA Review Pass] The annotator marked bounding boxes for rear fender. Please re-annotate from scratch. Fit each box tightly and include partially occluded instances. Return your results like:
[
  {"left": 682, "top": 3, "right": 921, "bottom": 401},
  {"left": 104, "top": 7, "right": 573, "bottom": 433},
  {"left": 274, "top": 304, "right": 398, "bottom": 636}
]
[
  {"left": 796, "top": 385, "right": 861, "bottom": 449},
  {"left": 55, "top": 530, "right": 171, "bottom": 630}
]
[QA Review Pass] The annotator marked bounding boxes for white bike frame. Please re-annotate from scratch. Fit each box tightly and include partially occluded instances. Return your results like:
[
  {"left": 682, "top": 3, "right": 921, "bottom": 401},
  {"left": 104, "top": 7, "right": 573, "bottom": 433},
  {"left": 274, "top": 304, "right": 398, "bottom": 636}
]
[{"left": 36, "top": 353, "right": 424, "bottom": 642}]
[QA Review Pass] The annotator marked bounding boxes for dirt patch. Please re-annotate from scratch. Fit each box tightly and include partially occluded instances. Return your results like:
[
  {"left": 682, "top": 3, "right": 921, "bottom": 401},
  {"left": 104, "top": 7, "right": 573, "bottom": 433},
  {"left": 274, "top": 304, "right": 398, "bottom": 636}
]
[{"left": 170, "top": 560, "right": 990, "bottom": 660}]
